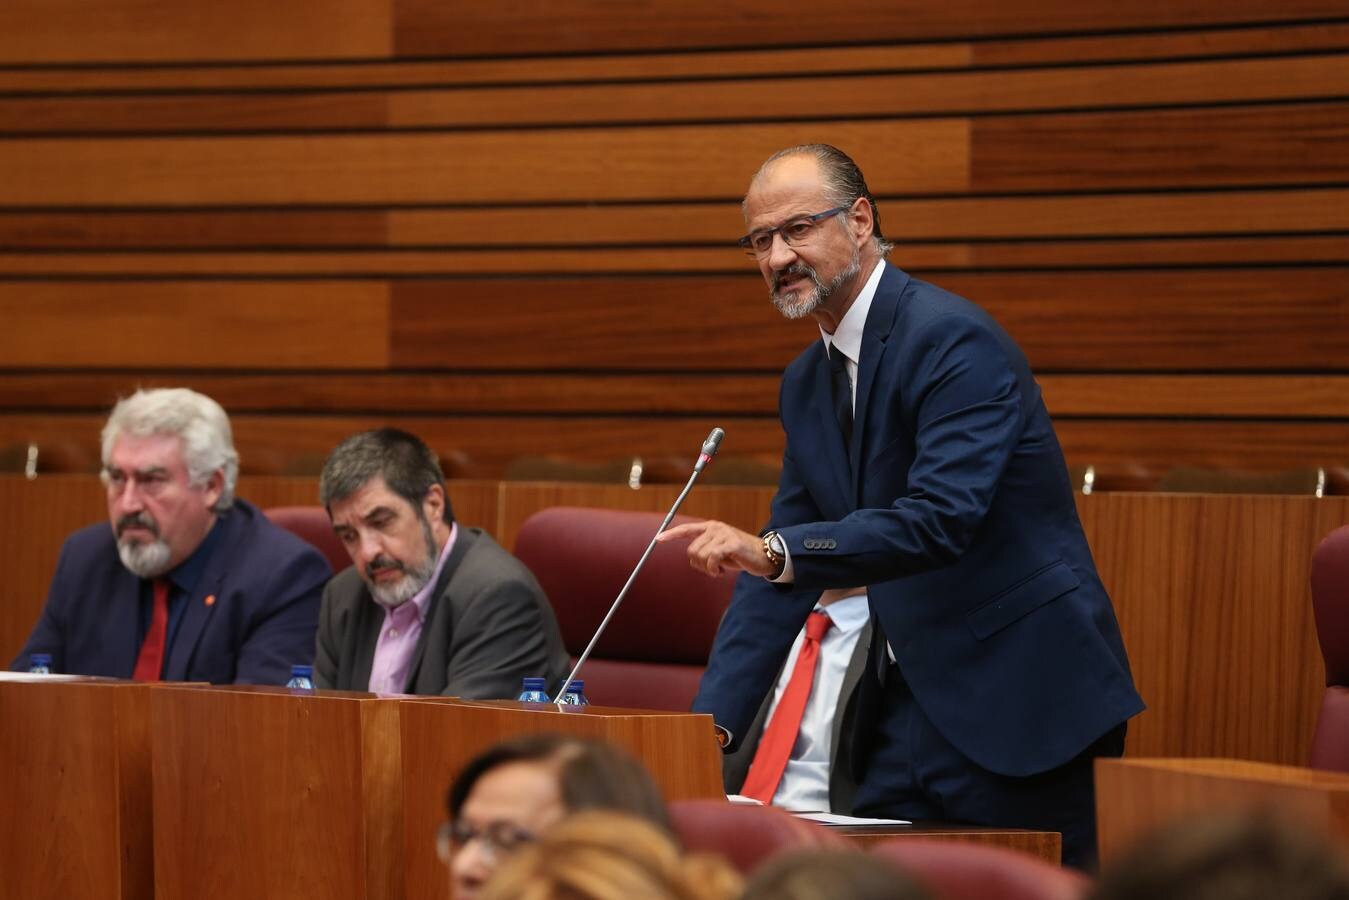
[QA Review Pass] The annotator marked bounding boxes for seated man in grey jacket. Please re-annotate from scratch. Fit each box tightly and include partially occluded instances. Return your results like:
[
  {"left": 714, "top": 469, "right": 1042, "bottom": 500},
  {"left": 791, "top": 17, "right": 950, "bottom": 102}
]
[{"left": 313, "top": 428, "right": 569, "bottom": 697}]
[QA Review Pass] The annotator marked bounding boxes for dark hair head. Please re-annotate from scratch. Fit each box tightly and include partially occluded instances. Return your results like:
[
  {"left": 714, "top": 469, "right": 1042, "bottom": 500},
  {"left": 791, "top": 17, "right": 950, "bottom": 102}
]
[
  {"left": 751, "top": 144, "right": 893, "bottom": 257},
  {"left": 319, "top": 427, "right": 452, "bottom": 523},
  {"left": 1091, "top": 813, "right": 1349, "bottom": 900},
  {"left": 741, "top": 849, "right": 933, "bottom": 900},
  {"left": 447, "top": 734, "right": 670, "bottom": 831}
]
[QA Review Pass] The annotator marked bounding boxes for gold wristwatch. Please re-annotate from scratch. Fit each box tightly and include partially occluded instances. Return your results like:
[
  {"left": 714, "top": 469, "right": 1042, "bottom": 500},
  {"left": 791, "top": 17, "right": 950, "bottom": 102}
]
[{"left": 761, "top": 530, "right": 786, "bottom": 579}]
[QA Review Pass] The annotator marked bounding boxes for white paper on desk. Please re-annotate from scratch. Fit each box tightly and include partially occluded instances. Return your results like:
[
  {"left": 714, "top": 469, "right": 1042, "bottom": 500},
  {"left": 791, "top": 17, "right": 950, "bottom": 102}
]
[
  {"left": 0, "top": 672, "right": 86, "bottom": 682},
  {"left": 726, "top": 794, "right": 764, "bottom": 805},
  {"left": 794, "top": 812, "right": 911, "bottom": 826}
]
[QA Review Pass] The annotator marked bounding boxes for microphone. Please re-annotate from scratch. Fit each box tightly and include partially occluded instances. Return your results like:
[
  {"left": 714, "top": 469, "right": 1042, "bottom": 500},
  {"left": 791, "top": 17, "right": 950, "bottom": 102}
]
[{"left": 554, "top": 427, "right": 725, "bottom": 704}]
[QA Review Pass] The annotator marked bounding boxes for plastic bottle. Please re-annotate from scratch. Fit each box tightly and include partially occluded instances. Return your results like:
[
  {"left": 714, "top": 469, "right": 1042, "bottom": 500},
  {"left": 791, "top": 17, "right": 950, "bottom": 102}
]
[
  {"left": 27, "top": 653, "right": 52, "bottom": 675},
  {"left": 516, "top": 676, "right": 550, "bottom": 703},
  {"left": 286, "top": 664, "right": 315, "bottom": 690},
  {"left": 554, "top": 679, "right": 590, "bottom": 706}
]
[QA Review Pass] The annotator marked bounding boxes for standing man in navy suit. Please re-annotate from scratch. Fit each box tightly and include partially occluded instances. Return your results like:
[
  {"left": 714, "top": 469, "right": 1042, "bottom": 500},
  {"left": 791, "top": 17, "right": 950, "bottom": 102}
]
[
  {"left": 660, "top": 144, "right": 1143, "bottom": 868},
  {"left": 11, "top": 388, "right": 330, "bottom": 683}
]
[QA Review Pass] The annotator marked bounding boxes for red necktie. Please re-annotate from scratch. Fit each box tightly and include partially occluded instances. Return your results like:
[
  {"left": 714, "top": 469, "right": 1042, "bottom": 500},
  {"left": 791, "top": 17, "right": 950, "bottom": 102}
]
[
  {"left": 741, "top": 611, "right": 832, "bottom": 803},
  {"left": 132, "top": 579, "right": 170, "bottom": 682}
]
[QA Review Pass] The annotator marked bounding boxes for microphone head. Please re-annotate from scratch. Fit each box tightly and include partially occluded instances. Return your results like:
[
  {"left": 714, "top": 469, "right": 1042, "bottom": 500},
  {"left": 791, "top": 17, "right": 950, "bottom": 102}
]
[{"left": 701, "top": 427, "right": 725, "bottom": 458}]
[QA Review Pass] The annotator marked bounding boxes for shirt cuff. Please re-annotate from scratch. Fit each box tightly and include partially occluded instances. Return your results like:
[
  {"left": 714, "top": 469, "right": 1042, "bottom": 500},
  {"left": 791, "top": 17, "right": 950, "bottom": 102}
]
[{"left": 768, "top": 545, "right": 794, "bottom": 583}]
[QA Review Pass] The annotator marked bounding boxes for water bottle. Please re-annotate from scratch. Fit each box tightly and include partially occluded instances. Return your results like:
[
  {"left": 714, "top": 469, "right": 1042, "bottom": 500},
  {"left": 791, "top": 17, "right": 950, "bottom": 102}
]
[
  {"left": 554, "top": 679, "right": 590, "bottom": 706},
  {"left": 516, "top": 676, "right": 550, "bottom": 703},
  {"left": 286, "top": 664, "right": 315, "bottom": 690},
  {"left": 27, "top": 653, "right": 52, "bottom": 675}
]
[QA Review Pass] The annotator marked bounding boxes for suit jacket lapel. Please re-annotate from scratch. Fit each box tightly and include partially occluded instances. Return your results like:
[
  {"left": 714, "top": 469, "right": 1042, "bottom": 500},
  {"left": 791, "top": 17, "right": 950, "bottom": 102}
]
[
  {"left": 849, "top": 265, "right": 902, "bottom": 502},
  {"left": 162, "top": 514, "right": 237, "bottom": 681},
  {"left": 403, "top": 528, "right": 473, "bottom": 693},
  {"left": 109, "top": 569, "right": 146, "bottom": 676}
]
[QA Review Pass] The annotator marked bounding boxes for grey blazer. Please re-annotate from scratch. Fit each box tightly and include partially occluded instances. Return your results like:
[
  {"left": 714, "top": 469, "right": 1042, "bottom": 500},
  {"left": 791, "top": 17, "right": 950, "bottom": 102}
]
[
  {"left": 313, "top": 526, "right": 570, "bottom": 698},
  {"left": 722, "top": 618, "right": 872, "bottom": 814}
]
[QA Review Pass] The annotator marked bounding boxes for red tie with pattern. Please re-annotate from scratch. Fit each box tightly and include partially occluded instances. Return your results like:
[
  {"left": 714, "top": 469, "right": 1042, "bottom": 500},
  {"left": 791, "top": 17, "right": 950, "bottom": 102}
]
[
  {"left": 132, "top": 578, "right": 170, "bottom": 681},
  {"left": 740, "top": 611, "right": 832, "bottom": 803}
]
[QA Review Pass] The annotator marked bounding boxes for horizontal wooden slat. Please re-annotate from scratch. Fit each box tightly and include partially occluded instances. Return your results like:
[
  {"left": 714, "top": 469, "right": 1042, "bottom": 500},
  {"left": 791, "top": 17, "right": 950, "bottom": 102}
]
[
  {"left": 0, "top": 0, "right": 391, "bottom": 64},
  {"left": 6, "top": 22, "right": 1349, "bottom": 95},
  {"left": 0, "top": 120, "right": 969, "bottom": 206},
  {"left": 0, "top": 283, "right": 390, "bottom": 369},
  {"left": 1, "top": 415, "right": 1346, "bottom": 478},
  {"left": 5, "top": 54, "right": 1347, "bottom": 134},
  {"left": 7, "top": 189, "right": 1347, "bottom": 251},
  {"left": 1, "top": 373, "right": 1347, "bottom": 419},
  {"left": 974, "top": 102, "right": 1349, "bottom": 191},
  {"left": 393, "top": 0, "right": 1349, "bottom": 57},
  {"left": 1, "top": 236, "right": 1347, "bottom": 276},
  {"left": 388, "top": 270, "right": 1349, "bottom": 372},
  {"left": 3, "top": 103, "right": 1344, "bottom": 207}
]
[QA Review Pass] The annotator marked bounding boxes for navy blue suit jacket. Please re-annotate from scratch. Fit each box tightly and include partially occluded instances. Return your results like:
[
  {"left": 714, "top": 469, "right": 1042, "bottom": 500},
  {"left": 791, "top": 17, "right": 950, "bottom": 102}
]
[
  {"left": 11, "top": 499, "right": 330, "bottom": 684},
  {"left": 694, "top": 264, "right": 1144, "bottom": 778}
]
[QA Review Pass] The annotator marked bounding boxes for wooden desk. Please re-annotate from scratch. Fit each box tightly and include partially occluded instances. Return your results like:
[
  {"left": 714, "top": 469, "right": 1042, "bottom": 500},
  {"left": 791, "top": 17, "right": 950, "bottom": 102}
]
[
  {"left": 0, "top": 677, "right": 153, "bottom": 900},
  {"left": 150, "top": 685, "right": 402, "bottom": 900},
  {"left": 833, "top": 822, "right": 1061, "bottom": 864},
  {"left": 1096, "top": 757, "right": 1349, "bottom": 863},
  {"left": 400, "top": 698, "right": 725, "bottom": 900}
]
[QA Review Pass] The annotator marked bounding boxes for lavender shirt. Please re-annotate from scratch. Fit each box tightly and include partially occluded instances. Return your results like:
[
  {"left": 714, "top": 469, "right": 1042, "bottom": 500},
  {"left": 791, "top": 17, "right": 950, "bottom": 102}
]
[{"left": 367, "top": 524, "right": 457, "bottom": 694}]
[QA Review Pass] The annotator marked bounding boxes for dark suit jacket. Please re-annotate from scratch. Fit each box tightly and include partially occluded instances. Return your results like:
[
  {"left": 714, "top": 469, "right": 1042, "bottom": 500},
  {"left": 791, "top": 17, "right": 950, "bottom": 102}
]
[
  {"left": 10, "top": 499, "right": 330, "bottom": 684},
  {"left": 313, "top": 526, "right": 570, "bottom": 698},
  {"left": 722, "top": 618, "right": 871, "bottom": 813},
  {"left": 695, "top": 263, "right": 1144, "bottom": 779}
]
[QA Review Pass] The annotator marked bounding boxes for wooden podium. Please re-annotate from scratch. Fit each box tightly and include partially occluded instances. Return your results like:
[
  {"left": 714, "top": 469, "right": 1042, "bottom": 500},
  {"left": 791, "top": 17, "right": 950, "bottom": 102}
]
[
  {"left": 149, "top": 685, "right": 403, "bottom": 900},
  {"left": 0, "top": 677, "right": 153, "bottom": 900},
  {"left": 399, "top": 698, "right": 725, "bottom": 900},
  {"left": 1096, "top": 757, "right": 1349, "bottom": 863}
]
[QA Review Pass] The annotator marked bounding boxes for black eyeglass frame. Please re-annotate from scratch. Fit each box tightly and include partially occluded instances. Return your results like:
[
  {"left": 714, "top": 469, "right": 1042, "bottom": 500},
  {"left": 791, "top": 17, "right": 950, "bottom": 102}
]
[{"left": 737, "top": 205, "right": 851, "bottom": 256}]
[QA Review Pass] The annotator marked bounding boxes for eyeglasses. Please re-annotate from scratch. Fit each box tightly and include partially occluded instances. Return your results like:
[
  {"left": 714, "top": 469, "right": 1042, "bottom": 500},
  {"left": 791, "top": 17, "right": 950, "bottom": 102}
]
[
  {"left": 436, "top": 820, "right": 537, "bottom": 865},
  {"left": 737, "top": 205, "right": 850, "bottom": 257}
]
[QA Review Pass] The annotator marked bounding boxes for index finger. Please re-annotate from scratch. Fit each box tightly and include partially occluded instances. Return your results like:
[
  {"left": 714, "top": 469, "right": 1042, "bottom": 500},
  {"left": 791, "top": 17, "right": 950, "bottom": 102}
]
[{"left": 656, "top": 521, "right": 713, "bottom": 542}]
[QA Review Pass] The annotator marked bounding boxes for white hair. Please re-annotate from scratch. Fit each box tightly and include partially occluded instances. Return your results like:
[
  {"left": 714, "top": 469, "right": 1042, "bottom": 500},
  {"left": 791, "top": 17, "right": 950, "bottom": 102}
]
[{"left": 100, "top": 388, "right": 239, "bottom": 510}]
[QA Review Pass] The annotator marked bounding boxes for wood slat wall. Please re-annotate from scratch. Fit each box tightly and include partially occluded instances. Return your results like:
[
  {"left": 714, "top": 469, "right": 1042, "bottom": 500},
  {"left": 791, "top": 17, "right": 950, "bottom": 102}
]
[{"left": 1, "top": 2, "right": 1347, "bottom": 483}]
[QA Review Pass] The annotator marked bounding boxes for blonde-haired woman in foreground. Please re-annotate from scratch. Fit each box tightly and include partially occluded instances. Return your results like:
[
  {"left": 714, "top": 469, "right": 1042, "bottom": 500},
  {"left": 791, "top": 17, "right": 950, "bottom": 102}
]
[{"left": 479, "top": 810, "right": 742, "bottom": 900}]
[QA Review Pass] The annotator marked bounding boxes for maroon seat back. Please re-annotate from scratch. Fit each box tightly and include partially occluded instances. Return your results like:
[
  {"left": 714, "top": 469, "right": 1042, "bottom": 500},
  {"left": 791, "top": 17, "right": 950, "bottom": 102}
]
[
  {"left": 872, "top": 839, "right": 1089, "bottom": 900},
  {"left": 1310, "top": 524, "right": 1349, "bottom": 771},
  {"left": 669, "top": 799, "right": 846, "bottom": 874},
  {"left": 263, "top": 505, "right": 349, "bottom": 574},
  {"left": 512, "top": 506, "right": 736, "bottom": 710}
]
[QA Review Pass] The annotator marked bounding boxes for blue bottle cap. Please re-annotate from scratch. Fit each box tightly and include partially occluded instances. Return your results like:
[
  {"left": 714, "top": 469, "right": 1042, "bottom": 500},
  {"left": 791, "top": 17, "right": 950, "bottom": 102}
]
[
  {"left": 30, "top": 653, "right": 52, "bottom": 665},
  {"left": 290, "top": 664, "right": 313, "bottom": 677},
  {"left": 521, "top": 676, "right": 547, "bottom": 690}
]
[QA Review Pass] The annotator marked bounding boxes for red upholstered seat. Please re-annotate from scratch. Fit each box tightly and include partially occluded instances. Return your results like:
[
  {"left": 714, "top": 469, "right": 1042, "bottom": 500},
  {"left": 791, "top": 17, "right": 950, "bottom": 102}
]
[
  {"left": 669, "top": 799, "right": 846, "bottom": 874},
  {"left": 1310, "top": 525, "right": 1349, "bottom": 771},
  {"left": 512, "top": 506, "right": 736, "bottom": 710},
  {"left": 872, "top": 839, "right": 1089, "bottom": 900},
  {"left": 263, "top": 505, "right": 349, "bottom": 574}
]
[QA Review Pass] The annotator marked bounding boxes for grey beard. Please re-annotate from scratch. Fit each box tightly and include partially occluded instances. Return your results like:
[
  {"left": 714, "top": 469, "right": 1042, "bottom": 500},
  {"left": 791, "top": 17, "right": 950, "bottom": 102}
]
[
  {"left": 118, "top": 538, "right": 173, "bottom": 578},
  {"left": 771, "top": 252, "right": 862, "bottom": 320},
  {"left": 369, "top": 521, "right": 440, "bottom": 608}
]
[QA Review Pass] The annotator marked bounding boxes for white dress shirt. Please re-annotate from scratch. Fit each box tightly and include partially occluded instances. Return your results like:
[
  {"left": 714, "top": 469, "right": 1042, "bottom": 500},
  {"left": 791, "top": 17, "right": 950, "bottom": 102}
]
[{"left": 761, "top": 592, "right": 870, "bottom": 812}]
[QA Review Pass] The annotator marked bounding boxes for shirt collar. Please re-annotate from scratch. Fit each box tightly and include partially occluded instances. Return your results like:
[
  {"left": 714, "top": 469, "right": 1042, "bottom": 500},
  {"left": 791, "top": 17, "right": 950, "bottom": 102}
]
[
  {"left": 820, "top": 259, "right": 886, "bottom": 364},
  {"left": 161, "top": 513, "right": 223, "bottom": 594},
  {"left": 817, "top": 591, "right": 869, "bottom": 635},
  {"left": 399, "top": 522, "right": 458, "bottom": 622}
]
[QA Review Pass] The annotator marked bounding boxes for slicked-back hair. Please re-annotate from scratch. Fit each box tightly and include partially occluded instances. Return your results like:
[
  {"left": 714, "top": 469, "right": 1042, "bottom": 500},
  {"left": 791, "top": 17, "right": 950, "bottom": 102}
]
[
  {"left": 319, "top": 428, "right": 452, "bottom": 524},
  {"left": 751, "top": 143, "right": 895, "bottom": 257},
  {"left": 101, "top": 387, "right": 239, "bottom": 511},
  {"left": 446, "top": 733, "right": 671, "bottom": 832}
]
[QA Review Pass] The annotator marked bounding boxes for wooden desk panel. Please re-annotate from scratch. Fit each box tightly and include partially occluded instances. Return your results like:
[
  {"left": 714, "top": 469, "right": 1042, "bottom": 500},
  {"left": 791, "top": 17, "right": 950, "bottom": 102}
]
[
  {"left": 150, "top": 685, "right": 402, "bottom": 900},
  {"left": 1096, "top": 757, "right": 1349, "bottom": 864},
  {"left": 399, "top": 699, "right": 725, "bottom": 900},
  {"left": 835, "top": 823, "right": 1061, "bottom": 864},
  {"left": 0, "top": 678, "right": 152, "bottom": 900}
]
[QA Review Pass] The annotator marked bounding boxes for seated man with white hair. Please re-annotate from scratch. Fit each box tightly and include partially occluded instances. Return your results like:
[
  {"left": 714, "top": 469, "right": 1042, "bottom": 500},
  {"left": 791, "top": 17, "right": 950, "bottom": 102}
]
[{"left": 11, "top": 388, "right": 331, "bottom": 683}]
